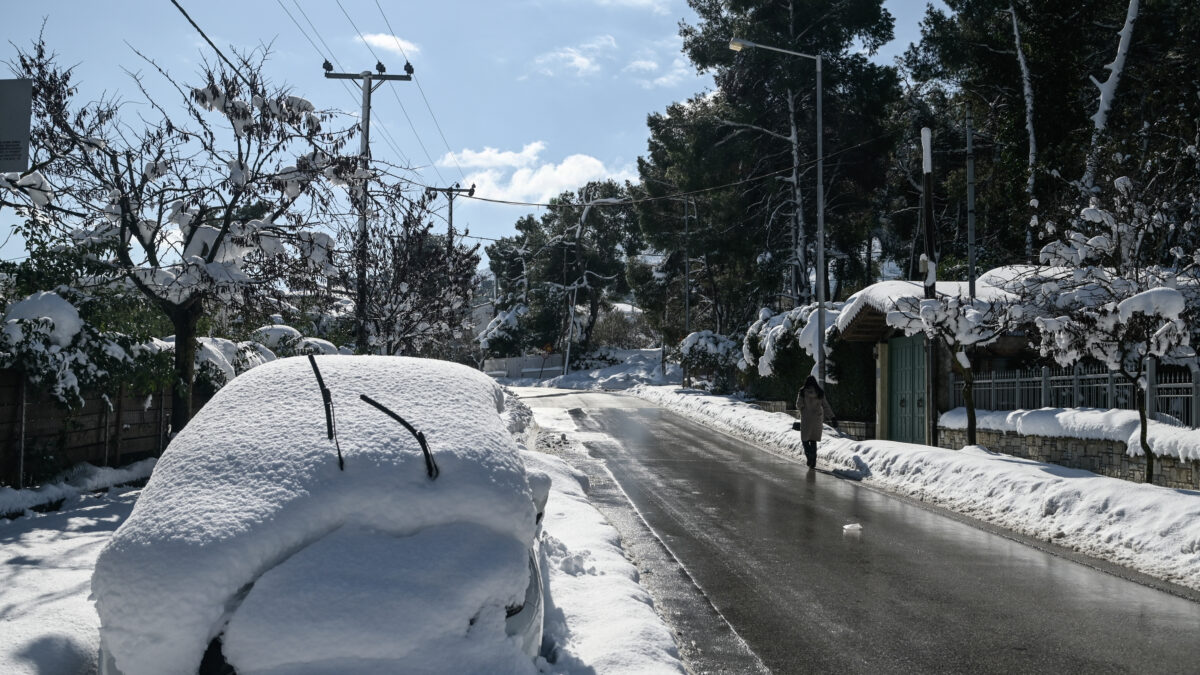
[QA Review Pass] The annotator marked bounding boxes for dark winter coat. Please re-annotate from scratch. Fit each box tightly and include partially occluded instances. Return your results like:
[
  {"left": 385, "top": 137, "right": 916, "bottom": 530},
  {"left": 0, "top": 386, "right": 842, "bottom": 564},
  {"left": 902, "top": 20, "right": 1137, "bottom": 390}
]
[{"left": 796, "top": 386, "right": 836, "bottom": 442}]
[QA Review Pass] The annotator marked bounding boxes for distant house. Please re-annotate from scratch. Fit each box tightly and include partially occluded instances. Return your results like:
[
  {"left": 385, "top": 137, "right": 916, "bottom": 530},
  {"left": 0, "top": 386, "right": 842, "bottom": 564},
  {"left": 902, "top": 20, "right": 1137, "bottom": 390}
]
[{"left": 832, "top": 267, "right": 1028, "bottom": 444}]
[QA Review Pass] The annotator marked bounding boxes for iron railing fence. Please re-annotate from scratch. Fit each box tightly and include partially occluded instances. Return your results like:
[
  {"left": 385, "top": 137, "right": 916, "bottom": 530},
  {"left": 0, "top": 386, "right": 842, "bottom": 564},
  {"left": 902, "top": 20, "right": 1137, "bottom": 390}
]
[{"left": 953, "top": 361, "right": 1199, "bottom": 428}]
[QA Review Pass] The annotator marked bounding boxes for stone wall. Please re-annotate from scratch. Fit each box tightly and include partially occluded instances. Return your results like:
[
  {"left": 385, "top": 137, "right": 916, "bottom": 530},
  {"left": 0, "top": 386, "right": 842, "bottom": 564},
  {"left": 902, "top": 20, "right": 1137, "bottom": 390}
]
[{"left": 939, "top": 427, "right": 1200, "bottom": 490}]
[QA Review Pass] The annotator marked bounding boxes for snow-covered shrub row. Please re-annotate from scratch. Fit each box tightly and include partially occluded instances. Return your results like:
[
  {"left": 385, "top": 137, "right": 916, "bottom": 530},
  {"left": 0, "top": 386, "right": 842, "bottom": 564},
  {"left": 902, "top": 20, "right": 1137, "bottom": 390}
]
[
  {"left": 569, "top": 346, "right": 622, "bottom": 372},
  {"left": 0, "top": 288, "right": 342, "bottom": 405},
  {"left": 0, "top": 291, "right": 173, "bottom": 406},
  {"left": 179, "top": 324, "right": 344, "bottom": 392},
  {"left": 740, "top": 303, "right": 842, "bottom": 378}
]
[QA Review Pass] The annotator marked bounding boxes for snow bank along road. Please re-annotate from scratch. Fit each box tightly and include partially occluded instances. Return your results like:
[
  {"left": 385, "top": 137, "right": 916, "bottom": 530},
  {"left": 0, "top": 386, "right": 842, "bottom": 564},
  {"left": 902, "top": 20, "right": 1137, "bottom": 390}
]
[{"left": 517, "top": 388, "right": 1200, "bottom": 674}]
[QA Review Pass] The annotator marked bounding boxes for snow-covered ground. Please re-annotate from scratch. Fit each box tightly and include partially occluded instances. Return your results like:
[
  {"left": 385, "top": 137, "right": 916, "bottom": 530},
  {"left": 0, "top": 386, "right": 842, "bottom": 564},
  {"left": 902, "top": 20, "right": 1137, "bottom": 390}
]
[
  {"left": 0, "top": 487, "right": 140, "bottom": 674},
  {"left": 0, "top": 357, "right": 684, "bottom": 675},
  {"left": 7, "top": 346, "right": 1200, "bottom": 672}
]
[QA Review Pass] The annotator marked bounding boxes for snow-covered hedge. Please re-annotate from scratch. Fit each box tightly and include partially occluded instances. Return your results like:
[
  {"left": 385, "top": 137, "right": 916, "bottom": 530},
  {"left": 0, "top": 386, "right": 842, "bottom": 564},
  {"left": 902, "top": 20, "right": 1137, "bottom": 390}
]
[
  {"left": 679, "top": 330, "right": 739, "bottom": 392},
  {"left": 740, "top": 303, "right": 842, "bottom": 379},
  {"left": 0, "top": 291, "right": 173, "bottom": 406}
]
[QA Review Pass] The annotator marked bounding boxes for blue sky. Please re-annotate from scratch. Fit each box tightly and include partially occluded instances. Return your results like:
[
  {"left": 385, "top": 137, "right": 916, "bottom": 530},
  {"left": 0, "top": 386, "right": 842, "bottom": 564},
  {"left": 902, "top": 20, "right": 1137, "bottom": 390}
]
[{"left": 1, "top": 0, "right": 937, "bottom": 264}]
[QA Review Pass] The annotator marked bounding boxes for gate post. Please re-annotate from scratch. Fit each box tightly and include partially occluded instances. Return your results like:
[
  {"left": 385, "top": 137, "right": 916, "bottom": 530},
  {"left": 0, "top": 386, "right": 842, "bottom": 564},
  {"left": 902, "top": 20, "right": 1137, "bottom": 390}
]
[
  {"left": 1190, "top": 363, "right": 1200, "bottom": 428},
  {"left": 1041, "top": 366, "right": 1050, "bottom": 408},
  {"left": 1072, "top": 363, "right": 1082, "bottom": 407},
  {"left": 1146, "top": 358, "right": 1157, "bottom": 418}
]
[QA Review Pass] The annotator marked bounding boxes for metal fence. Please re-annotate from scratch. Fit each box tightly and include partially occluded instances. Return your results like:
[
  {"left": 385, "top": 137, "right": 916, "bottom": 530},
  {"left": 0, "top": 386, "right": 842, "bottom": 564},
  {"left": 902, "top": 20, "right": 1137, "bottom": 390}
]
[{"left": 952, "top": 361, "right": 1200, "bottom": 428}]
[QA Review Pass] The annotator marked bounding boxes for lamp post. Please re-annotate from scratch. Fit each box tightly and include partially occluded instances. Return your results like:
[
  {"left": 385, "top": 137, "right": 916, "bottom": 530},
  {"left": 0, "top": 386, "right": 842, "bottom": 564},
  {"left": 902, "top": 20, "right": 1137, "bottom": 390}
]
[{"left": 729, "top": 36, "right": 826, "bottom": 383}]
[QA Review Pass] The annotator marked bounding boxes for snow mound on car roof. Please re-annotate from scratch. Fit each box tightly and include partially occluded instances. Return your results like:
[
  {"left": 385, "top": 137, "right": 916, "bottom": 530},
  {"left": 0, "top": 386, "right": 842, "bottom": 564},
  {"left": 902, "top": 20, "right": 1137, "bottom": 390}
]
[{"left": 92, "top": 356, "right": 537, "bottom": 675}]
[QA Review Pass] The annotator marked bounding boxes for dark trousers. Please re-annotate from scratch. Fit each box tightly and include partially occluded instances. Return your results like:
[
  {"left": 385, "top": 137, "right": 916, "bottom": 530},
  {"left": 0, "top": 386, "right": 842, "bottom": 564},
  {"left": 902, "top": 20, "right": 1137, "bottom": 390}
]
[{"left": 802, "top": 440, "right": 817, "bottom": 467}]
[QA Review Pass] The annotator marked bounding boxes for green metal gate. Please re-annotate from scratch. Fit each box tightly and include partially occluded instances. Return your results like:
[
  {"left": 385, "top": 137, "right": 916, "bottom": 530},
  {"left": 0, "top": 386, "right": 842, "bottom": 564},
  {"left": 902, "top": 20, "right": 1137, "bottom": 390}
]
[{"left": 888, "top": 335, "right": 926, "bottom": 444}]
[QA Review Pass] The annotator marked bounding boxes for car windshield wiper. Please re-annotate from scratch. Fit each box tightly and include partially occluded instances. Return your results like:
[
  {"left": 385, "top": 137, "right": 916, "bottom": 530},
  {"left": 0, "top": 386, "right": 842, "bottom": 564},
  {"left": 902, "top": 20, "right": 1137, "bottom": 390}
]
[
  {"left": 308, "top": 355, "right": 344, "bottom": 471},
  {"left": 359, "top": 394, "right": 439, "bottom": 480}
]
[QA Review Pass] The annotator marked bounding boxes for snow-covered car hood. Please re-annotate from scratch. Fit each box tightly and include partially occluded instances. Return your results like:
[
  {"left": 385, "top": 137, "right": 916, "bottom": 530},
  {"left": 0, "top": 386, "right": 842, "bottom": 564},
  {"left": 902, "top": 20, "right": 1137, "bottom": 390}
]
[{"left": 92, "top": 356, "right": 538, "bottom": 675}]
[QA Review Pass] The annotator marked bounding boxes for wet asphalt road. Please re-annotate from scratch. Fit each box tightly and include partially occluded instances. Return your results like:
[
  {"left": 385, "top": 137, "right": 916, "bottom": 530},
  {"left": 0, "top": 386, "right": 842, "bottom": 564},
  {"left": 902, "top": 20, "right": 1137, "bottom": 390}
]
[{"left": 517, "top": 389, "right": 1200, "bottom": 674}]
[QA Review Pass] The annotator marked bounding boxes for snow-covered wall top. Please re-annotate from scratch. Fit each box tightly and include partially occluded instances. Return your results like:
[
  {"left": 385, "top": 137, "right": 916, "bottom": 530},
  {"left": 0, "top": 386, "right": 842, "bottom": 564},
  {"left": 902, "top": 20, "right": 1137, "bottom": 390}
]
[{"left": 940, "top": 406, "right": 1200, "bottom": 462}]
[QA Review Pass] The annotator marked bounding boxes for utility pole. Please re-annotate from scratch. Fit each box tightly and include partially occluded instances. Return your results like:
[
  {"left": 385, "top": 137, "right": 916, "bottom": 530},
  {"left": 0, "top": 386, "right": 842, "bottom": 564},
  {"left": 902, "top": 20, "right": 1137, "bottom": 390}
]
[
  {"left": 426, "top": 183, "right": 475, "bottom": 253},
  {"left": 684, "top": 198, "right": 692, "bottom": 387},
  {"left": 324, "top": 60, "right": 412, "bottom": 354},
  {"left": 921, "top": 127, "right": 939, "bottom": 448},
  {"left": 966, "top": 107, "right": 977, "bottom": 299}
]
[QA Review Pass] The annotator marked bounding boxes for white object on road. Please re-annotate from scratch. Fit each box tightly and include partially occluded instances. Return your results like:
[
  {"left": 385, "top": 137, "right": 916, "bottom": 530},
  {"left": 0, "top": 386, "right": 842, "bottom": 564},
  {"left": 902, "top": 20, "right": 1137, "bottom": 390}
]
[{"left": 843, "top": 523, "right": 863, "bottom": 532}]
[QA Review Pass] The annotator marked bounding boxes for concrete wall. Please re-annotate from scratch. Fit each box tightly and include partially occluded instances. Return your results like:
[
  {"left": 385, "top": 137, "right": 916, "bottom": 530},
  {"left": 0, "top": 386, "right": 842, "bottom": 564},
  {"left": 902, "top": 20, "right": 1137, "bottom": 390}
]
[{"left": 939, "top": 426, "right": 1200, "bottom": 490}]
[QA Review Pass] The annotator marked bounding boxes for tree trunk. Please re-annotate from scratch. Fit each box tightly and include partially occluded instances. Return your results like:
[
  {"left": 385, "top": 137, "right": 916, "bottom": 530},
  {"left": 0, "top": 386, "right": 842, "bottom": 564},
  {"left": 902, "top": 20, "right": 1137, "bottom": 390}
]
[
  {"left": 582, "top": 294, "right": 601, "bottom": 354},
  {"left": 963, "top": 366, "right": 977, "bottom": 447},
  {"left": 1008, "top": 4, "right": 1038, "bottom": 261},
  {"left": 168, "top": 304, "right": 202, "bottom": 435},
  {"left": 787, "top": 88, "right": 810, "bottom": 303},
  {"left": 1136, "top": 386, "right": 1154, "bottom": 484}
]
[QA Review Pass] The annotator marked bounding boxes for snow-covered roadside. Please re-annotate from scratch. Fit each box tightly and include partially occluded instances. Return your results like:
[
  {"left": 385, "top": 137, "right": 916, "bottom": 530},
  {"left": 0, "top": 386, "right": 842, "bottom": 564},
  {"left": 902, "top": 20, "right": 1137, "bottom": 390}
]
[
  {"left": 628, "top": 384, "right": 1200, "bottom": 592},
  {"left": 0, "top": 405, "right": 682, "bottom": 675},
  {"left": 523, "top": 450, "right": 685, "bottom": 674},
  {"left": 0, "top": 459, "right": 156, "bottom": 518},
  {"left": 0, "top": 487, "right": 141, "bottom": 674}
]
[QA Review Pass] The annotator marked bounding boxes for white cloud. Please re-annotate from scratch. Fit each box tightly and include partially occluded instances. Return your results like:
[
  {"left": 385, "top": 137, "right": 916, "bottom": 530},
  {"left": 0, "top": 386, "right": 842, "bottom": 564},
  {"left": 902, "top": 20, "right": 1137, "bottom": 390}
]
[
  {"left": 458, "top": 146, "right": 635, "bottom": 204},
  {"left": 439, "top": 141, "right": 547, "bottom": 169},
  {"left": 624, "top": 59, "right": 659, "bottom": 73},
  {"left": 356, "top": 33, "right": 420, "bottom": 58},
  {"left": 534, "top": 48, "right": 600, "bottom": 77},
  {"left": 632, "top": 57, "right": 692, "bottom": 89},
  {"left": 531, "top": 35, "right": 617, "bottom": 78},
  {"left": 592, "top": 0, "right": 669, "bottom": 14}
]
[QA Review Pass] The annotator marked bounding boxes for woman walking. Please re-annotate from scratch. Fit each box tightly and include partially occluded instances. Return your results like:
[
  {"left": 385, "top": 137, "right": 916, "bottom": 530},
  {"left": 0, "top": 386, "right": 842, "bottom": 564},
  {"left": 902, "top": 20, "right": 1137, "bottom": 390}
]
[{"left": 794, "top": 375, "right": 837, "bottom": 468}]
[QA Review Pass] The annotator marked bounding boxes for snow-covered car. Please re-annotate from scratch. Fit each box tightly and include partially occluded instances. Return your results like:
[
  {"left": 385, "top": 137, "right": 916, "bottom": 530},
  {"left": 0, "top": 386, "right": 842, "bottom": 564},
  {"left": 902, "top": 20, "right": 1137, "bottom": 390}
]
[{"left": 93, "top": 356, "right": 547, "bottom": 675}]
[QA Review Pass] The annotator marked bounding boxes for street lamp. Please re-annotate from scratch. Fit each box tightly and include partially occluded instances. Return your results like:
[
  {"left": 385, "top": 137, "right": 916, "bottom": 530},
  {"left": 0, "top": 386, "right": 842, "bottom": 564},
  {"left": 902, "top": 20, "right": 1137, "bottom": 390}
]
[{"left": 729, "top": 36, "right": 827, "bottom": 384}]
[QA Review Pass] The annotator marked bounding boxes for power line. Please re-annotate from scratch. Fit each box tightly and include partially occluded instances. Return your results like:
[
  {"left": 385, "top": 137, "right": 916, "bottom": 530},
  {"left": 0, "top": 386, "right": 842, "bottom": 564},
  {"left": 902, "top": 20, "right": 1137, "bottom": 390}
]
[
  {"left": 169, "top": 0, "right": 255, "bottom": 89},
  {"left": 373, "top": 0, "right": 467, "bottom": 182},
  {"left": 334, "top": 0, "right": 447, "bottom": 184},
  {"left": 279, "top": 0, "right": 412, "bottom": 166},
  {"left": 457, "top": 131, "right": 894, "bottom": 209}
]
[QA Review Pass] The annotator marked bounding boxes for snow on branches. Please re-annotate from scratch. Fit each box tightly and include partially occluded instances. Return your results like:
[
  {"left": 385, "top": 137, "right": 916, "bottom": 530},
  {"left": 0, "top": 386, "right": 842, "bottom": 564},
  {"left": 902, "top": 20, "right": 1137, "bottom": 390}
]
[
  {"left": 886, "top": 294, "right": 1007, "bottom": 371},
  {"left": 740, "top": 303, "right": 840, "bottom": 379},
  {"left": 0, "top": 291, "right": 171, "bottom": 406}
]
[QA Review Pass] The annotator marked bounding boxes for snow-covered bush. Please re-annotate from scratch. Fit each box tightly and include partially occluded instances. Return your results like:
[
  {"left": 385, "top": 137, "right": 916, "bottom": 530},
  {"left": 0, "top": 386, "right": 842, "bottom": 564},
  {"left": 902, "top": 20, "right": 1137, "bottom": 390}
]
[
  {"left": 740, "top": 303, "right": 841, "bottom": 382},
  {"left": 680, "top": 330, "right": 739, "bottom": 393},
  {"left": 569, "top": 346, "right": 622, "bottom": 372},
  {"left": 478, "top": 304, "right": 527, "bottom": 356},
  {"left": 249, "top": 324, "right": 338, "bottom": 357},
  {"left": 0, "top": 291, "right": 172, "bottom": 407}
]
